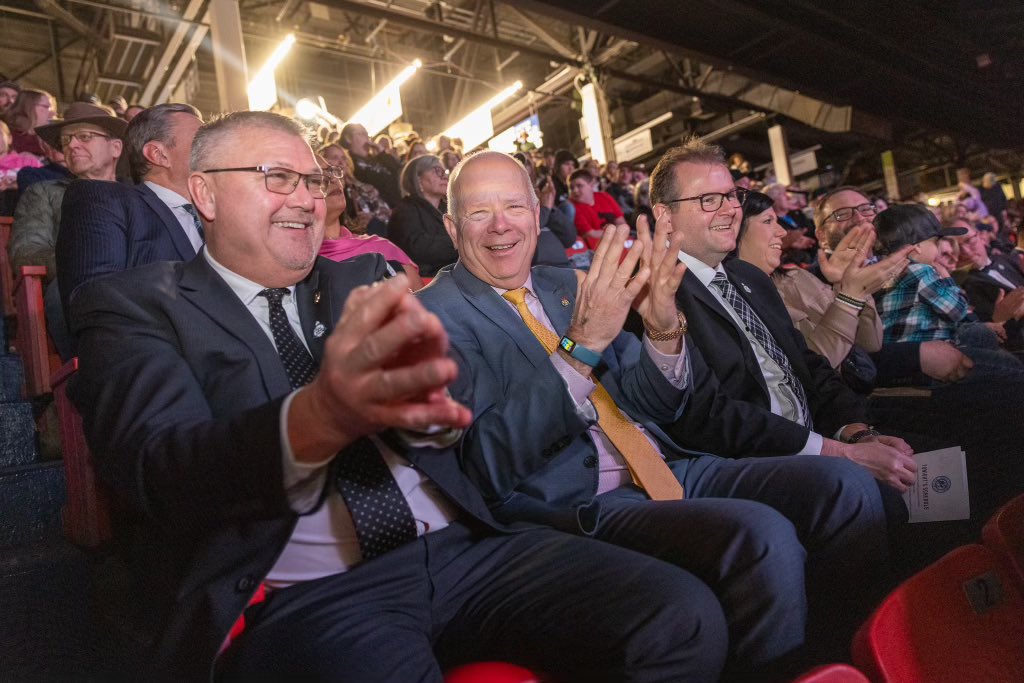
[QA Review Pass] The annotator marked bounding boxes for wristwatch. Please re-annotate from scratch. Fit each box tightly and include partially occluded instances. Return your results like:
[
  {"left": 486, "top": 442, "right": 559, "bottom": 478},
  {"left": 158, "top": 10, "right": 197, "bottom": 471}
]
[
  {"left": 845, "top": 428, "right": 881, "bottom": 444},
  {"left": 558, "top": 336, "right": 602, "bottom": 368}
]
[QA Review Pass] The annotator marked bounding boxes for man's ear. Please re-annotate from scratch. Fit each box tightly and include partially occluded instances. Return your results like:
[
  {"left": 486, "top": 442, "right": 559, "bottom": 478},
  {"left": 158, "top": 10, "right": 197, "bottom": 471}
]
[
  {"left": 652, "top": 203, "right": 669, "bottom": 221},
  {"left": 443, "top": 213, "right": 459, "bottom": 250},
  {"left": 142, "top": 140, "right": 170, "bottom": 170},
  {"left": 109, "top": 138, "right": 124, "bottom": 160},
  {"left": 188, "top": 173, "right": 215, "bottom": 221}
]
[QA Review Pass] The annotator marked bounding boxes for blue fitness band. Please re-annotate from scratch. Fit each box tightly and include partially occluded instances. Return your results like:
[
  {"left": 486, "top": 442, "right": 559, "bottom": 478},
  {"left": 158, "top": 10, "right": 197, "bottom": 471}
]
[{"left": 558, "top": 336, "right": 602, "bottom": 368}]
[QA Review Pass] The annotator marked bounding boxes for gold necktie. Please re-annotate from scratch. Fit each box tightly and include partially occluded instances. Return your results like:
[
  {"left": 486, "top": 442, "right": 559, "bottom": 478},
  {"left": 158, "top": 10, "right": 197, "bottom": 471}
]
[{"left": 502, "top": 288, "right": 684, "bottom": 500}]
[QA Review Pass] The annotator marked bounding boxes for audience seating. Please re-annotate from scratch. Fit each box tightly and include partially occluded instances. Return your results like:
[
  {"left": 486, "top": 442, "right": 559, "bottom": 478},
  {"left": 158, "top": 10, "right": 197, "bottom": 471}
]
[
  {"left": 852, "top": 544, "right": 1024, "bottom": 682},
  {"left": 790, "top": 664, "right": 869, "bottom": 682},
  {"left": 444, "top": 662, "right": 541, "bottom": 683},
  {"left": 13, "top": 265, "right": 57, "bottom": 396},
  {"left": 51, "top": 357, "right": 112, "bottom": 547},
  {"left": 0, "top": 215, "right": 13, "bottom": 316},
  {"left": 982, "top": 493, "right": 1024, "bottom": 589}
]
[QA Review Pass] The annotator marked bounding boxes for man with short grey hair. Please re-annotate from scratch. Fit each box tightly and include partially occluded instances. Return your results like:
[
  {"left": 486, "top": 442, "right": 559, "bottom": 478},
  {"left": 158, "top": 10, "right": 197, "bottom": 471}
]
[{"left": 56, "top": 103, "right": 204, "bottom": 336}]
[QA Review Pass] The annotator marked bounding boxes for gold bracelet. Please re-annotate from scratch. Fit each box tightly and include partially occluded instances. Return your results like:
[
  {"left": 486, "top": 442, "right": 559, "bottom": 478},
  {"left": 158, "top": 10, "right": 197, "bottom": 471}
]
[{"left": 644, "top": 312, "right": 688, "bottom": 340}]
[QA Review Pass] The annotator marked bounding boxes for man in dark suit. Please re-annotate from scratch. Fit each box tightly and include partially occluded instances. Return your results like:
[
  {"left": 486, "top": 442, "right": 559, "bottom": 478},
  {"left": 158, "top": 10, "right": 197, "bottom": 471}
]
[
  {"left": 646, "top": 140, "right": 918, "bottom": 494},
  {"left": 67, "top": 111, "right": 727, "bottom": 681},
  {"left": 955, "top": 219, "right": 1024, "bottom": 323},
  {"left": 419, "top": 151, "right": 889, "bottom": 673},
  {"left": 56, "top": 103, "right": 204, "bottom": 325}
]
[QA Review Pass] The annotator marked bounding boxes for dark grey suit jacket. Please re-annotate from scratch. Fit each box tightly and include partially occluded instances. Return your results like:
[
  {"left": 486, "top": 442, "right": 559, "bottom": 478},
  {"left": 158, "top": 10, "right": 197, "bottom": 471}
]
[
  {"left": 68, "top": 254, "right": 515, "bottom": 679},
  {"left": 56, "top": 180, "right": 198, "bottom": 322},
  {"left": 418, "top": 263, "right": 689, "bottom": 534}
]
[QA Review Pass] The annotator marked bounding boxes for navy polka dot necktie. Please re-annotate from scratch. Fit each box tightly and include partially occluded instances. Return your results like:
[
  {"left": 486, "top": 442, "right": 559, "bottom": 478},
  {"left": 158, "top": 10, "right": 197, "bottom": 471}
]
[
  {"left": 258, "top": 288, "right": 317, "bottom": 390},
  {"left": 710, "top": 272, "right": 813, "bottom": 429},
  {"left": 181, "top": 202, "right": 205, "bottom": 242},
  {"left": 334, "top": 438, "right": 419, "bottom": 560}
]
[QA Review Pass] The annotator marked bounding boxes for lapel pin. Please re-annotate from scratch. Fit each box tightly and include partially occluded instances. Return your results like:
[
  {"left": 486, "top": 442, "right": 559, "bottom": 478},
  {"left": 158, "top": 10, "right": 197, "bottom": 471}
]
[
  {"left": 313, "top": 290, "right": 321, "bottom": 304},
  {"left": 561, "top": 297, "right": 570, "bottom": 307},
  {"left": 313, "top": 321, "right": 326, "bottom": 338},
  {"left": 742, "top": 283, "right": 752, "bottom": 293}
]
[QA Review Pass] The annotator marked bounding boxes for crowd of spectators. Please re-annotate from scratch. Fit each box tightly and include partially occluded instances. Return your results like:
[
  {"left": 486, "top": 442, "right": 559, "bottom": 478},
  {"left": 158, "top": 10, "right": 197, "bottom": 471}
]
[{"left": 3, "top": 72, "right": 1024, "bottom": 682}]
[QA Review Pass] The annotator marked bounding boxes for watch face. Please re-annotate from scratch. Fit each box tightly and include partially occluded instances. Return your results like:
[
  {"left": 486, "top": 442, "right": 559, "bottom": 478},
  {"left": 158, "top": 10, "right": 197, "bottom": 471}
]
[{"left": 559, "top": 337, "right": 576, "bottom": 353}]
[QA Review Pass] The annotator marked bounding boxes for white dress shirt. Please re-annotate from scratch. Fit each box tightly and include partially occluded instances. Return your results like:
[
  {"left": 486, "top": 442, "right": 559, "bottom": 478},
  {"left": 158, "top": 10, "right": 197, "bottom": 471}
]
[
  {"left": 678, "top": 251, "right": 824, "bottom": 456},
  {"left": 144, "top": 181, "right": 204, "bottom": 254},
  {"left": 204, "top": 250, "right": 458, "bottom": 586}
]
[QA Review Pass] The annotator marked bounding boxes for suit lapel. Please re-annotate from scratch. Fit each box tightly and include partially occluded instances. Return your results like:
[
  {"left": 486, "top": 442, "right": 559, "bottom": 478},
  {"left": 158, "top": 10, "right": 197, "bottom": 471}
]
[
  {"left": 136, "top": 183, "right": 198, "bottom": 260},
  {"left": 451, "top": 263, "right": 550, "bottom": 369},
  {"left": 178, "top": 256, "right": 293, "bottom": 397},
  {"left": 533, "top": 267, "right": 576, "bottom": 337},
  {"left": 296, "top": 266, "right": 331, "bottom": 364}
]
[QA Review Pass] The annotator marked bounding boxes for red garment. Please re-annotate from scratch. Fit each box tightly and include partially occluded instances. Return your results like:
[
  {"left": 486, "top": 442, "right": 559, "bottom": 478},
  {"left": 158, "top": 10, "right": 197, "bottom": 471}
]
[
  {"left": 10, "top": 130, "right": 45, "bottom": 157},
  {"left": 572, "top": 191, "right": 624, "bottom": 249},
  {"left": 318, "top": 226, "right": 417, "bottom": 268}
]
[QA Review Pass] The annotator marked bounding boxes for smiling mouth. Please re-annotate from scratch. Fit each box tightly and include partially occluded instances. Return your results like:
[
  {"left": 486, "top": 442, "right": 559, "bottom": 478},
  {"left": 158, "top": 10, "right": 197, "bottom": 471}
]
[
  {"left": 769, "top": 243, "right": 782, "bottom": 250},
  {"left": 273, "top": 221, "right": 310, "bottom": 230},
  {"left": 710, "top": 225, "right": 733, "bottom": 232},
  {"left": 486, "top": 243, "right": 517, "bottom": 252}
]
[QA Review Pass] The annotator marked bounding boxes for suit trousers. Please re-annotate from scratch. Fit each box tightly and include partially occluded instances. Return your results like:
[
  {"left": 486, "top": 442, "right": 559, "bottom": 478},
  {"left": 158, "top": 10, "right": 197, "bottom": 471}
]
[
  {"left": 219, "top": 523, "right": 728, "bottom": 683},
  {"left": 595, "top": 454, "right": 888, "bottom": 670}
]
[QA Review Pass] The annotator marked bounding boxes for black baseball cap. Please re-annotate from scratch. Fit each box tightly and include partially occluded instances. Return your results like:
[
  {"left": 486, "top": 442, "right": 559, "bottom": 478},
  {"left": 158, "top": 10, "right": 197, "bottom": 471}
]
[{"left": 874, "top": 204, "right": 967, "bottom": 254}]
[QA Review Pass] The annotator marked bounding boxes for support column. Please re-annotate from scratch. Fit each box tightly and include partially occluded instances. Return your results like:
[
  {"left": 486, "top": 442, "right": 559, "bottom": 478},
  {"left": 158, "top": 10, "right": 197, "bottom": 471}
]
[
  {"left": 767, "top": 124, "right": 791, "bottom": 186},
  {"left": 881, "top": 150, "right": 900, "bottom": 200},
  {"left": 580, "top": 78, "right": 615, "bottom": 164},
  {"left": 208, "top": 0, "right": 248, "bottom": 112}
]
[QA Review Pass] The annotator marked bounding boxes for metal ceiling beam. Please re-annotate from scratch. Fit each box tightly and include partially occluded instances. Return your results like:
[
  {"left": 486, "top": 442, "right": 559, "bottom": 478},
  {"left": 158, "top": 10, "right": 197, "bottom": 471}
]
[
  {"left": 32, "top": 0, "right": 96, "bottom": 40},
  {"left": 319, "top": 0, "right": 583, "bottom": 67},
  {"left": 139, "top": 0, "right": 207, "bottom": 105},
  {"left": 504, "top": 6, "right": 575, "bottom": 60}
]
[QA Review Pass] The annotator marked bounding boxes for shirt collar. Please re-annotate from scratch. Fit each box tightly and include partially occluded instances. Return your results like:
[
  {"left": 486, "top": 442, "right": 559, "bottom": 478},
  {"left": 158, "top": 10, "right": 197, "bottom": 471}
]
[
  {"left": 677, "top": 250, "right": 725, "bottom": 287},
  {"left": 144, "top": 180, "right": 190, "bottom": 209},
  {"left": 204, "top": 249, "right": 295, "bottom": 307},
  {"left": 491, "top": 274, "right": 536, "bottom": 300}
]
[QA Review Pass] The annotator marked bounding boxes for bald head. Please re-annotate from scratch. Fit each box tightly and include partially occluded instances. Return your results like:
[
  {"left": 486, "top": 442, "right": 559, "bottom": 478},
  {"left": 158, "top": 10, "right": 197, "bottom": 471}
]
[{"left": 447, "top": 150, "right": 538, "bottom": 220}]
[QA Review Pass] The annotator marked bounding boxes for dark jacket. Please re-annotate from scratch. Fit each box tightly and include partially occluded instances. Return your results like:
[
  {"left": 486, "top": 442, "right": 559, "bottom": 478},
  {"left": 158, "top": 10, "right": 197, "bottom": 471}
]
[{"left": 388, "top": 195, "right": 457, "bottom": 277}]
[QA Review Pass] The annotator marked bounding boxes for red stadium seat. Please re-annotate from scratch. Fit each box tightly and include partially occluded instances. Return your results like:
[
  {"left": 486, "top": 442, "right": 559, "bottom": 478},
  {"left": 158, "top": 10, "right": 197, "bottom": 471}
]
[
  {"left": 444, "top": 662, "right": 541, "bottom": 683},
  {"left": 0, "top": 216, "right": 14, "bottom": 316},
  {"left": 51, "top": 358, "right": 112, "bottom": 546},
  {"left": 790, "top": 664, "right": 869, "bottom": 682},
  {"left": 13, "top": 265, "right": 58, "bottom": 396},
  {"left": 852, "top": 544, "right": 1024, "bottom": 683},
  {"left": 982, "top": 493, "right": 1024, "bottom": 590}
]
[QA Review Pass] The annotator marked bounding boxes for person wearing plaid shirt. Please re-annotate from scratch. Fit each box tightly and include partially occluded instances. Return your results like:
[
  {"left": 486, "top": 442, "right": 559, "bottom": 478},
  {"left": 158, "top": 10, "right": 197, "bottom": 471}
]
[{"left": 877, "top": 261, "right": 970, "bottom": 343}]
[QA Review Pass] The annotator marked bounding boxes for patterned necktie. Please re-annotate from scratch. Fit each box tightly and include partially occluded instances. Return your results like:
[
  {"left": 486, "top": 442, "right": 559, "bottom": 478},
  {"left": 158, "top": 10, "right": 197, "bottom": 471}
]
[
  {"left": 709, "top": 272, "right": 813, "bottom": 428},
  {"left": 503, "top": 288, "right": 683, "bottom": 500},
  {"left": 181, "top": 202, "right": 205, "bottom": 242},
  {"left": 333, "top": 438, "right": 418, "bottom": 560},
  {"left": 258, "top": 288, "right": 317, "bottom": 390}
]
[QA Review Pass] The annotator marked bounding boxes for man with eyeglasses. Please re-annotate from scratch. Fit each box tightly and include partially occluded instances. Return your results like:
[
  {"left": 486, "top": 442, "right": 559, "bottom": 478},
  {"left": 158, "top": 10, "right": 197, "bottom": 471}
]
[
  {"left": 652, "top": 141, "right": 913, "bottom": 482},
  {"left": 813, "top": 187, "right": 977, "bottom": 386},
  {"left": 9, "top": 101, "right": 127, "bottom": 357},
  {"left": 56, "top": 103, "right": 204, "bottom": 351},
  {"left": 64, "top": 111, "right": 731, "bottom": 682}
]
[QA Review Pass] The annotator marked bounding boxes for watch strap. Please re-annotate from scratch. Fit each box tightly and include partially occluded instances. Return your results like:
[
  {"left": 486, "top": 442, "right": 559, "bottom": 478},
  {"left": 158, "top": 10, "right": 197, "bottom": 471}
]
[{"left": 558, "top": 336, "right": 602, "bottom": 368}]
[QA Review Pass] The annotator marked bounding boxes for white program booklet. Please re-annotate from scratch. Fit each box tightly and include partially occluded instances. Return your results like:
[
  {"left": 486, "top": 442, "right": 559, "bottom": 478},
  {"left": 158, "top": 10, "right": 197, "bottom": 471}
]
[{"left": 902, "top": 446, "right": 970, "bottom": 523}]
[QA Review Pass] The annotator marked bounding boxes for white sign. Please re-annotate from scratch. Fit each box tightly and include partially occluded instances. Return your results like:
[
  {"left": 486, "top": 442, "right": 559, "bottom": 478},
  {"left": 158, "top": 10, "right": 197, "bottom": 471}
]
[
  {"left": 903, "top": 446, "right": 970, "bottom": 523},
  {"left": 614, "top": 128, "right": 653, "bottom": 163}
]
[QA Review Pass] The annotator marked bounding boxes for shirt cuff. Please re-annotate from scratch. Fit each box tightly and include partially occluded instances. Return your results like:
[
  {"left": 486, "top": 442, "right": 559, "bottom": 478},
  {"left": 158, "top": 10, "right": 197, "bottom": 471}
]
[
  {"left": 550, "top": 349, "right": 598, "bottom": 421},
  {"left": 280, "top": 389, "right": 332, "bottom": 514},
  {"left": 642, "top": 334, "right": 689, "bottom": 389},
  {"left": 799, "top": 430, "right": 825, "bottom": 456}
]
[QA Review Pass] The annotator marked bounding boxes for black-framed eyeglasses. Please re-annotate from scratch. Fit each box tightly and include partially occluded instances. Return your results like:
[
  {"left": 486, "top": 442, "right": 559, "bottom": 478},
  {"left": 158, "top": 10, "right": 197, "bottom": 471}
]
[
  {"left": 201, "top": 165, "right": 329, "bottom": 198},
  {"left": 426, "top": 165, "right": 449, "bottom": 179},
  {"left": 664, "top": 188, "right": 748, "bottom": 212},
  {"left": 60, "top": 131, "right": 111, "bottom": 147},
  {"left": 826, "top": 203, "right": 877, "bottom": 223}
]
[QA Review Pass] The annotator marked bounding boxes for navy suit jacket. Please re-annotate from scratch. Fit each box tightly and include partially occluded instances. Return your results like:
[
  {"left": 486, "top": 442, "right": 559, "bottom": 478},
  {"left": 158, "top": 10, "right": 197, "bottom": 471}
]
[
  {"left": 417, "top": 263, "right": 689, "bottom": 534},
  {"left": 68, "top": 254, "right": 516, "bottom": 679},
  {"left": 666, "top": 258, "right": 866, "bottom": 456},
  {"left": 56, "top": 180, "right": 198, "bottom": 322}
]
